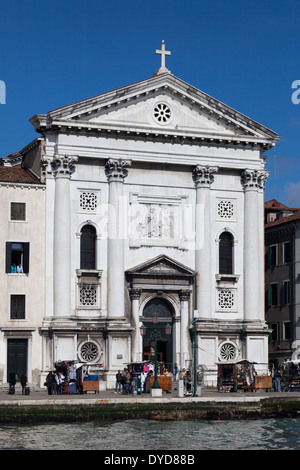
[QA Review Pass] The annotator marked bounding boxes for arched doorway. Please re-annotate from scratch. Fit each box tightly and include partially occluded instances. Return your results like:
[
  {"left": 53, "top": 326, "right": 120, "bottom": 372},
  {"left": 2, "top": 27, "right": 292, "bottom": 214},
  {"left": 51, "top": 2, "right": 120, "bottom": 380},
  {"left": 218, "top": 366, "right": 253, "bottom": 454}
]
[{"left": 142, "top": 298, "right": 174, "bottom": 372}]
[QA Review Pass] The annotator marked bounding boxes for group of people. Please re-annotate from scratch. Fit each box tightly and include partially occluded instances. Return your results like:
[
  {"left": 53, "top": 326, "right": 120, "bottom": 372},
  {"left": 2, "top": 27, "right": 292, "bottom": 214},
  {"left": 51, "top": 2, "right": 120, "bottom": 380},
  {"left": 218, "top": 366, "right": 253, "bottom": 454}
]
[
  {"left": 8, "top": 371, "right": 28, "bottom": 395},
  {"left": 10, "top": 263, "right": 23, "bottom": 273},
  {"left": 178, "top": 368, "right": 192, "bottom": 393},
  {"left": 115, "top": 363, "right": 158, "bottom": 394},
  {"left": 114, "top": 363, "right": 190, "bottom": 395},
  {"left": 45, "top": 371, "right": 66, "bottom": 395}
]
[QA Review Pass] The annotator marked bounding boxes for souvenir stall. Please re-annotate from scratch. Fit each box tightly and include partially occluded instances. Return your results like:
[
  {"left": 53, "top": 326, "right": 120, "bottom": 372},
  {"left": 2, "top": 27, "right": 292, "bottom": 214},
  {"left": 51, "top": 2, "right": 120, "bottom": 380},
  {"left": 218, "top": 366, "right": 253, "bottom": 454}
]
[
  {"left": 235, "top": 360, "right": 256, "bottom": 392},
  {"left": 127, "top": 362, "right": 149, "bottom": 395},
  {"left": 54, "top": 361, "right": 102, "bottom": 394},
  {"left": 127, "top": 361, "right": 157, "bottom": 394},
  {"left": 80, "top": 363, "right": 102, "bottom": 393},
  {"left": 217, "top": 363, "right": 237, "bottom": 392},
  {"left": 54, "top": 360, "right": 79, "bottom": 394},
  {"left": 217, "top": 361, "right": 256, "bottom": 393}
]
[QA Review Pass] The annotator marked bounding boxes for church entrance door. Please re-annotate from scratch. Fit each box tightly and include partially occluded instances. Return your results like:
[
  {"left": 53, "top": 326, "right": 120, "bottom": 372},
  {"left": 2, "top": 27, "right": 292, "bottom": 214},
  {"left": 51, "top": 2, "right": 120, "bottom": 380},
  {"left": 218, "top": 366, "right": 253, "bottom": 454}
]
[{"left": 142, "top": 298, "right": 174, "bottom": 373}]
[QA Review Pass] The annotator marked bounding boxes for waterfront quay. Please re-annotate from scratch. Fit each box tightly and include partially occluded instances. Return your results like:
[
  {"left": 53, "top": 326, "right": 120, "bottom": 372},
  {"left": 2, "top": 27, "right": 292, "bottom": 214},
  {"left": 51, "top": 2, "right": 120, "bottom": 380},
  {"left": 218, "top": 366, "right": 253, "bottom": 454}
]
[{"left": 0, "top": 387, "right": 299, "bottom": 423}]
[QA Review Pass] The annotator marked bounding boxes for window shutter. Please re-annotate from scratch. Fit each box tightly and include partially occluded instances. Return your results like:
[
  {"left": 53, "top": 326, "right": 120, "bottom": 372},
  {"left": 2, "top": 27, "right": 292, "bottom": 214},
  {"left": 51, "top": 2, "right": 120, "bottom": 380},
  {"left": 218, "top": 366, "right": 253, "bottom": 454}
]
[
  {"left": 23, "top": 243, "right": 30, "bottom": 274},
  {"left": 268, "top": 284, "right": 272, "bottom": 307},
  {"left": 267, "top": 246, "right": 272, "bottom": 267},
  {"left": 6, "top": 242, "right": 12, "bottom": 273}
]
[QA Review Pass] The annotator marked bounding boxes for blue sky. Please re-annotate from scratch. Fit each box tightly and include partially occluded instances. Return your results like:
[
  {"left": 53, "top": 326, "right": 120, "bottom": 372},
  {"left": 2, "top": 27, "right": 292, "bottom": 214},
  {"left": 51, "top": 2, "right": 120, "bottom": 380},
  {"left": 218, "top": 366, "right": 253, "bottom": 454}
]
[{"left": 1, "top": 0, "right": 300, "bottom": 205}]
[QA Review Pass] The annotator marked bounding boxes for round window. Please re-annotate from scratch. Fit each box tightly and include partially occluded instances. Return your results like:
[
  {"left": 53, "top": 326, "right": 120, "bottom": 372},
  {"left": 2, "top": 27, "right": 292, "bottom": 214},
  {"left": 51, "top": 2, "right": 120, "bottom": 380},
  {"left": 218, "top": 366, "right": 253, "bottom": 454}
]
[
  {"left": 79, "top": 341, "right": 100, "bottom": 362},
  {"left": 153, "top": 102, "right": 172, "bottom": 125},
  {"left": 219, "top": 342, "right": 237, "bottom": 361}
]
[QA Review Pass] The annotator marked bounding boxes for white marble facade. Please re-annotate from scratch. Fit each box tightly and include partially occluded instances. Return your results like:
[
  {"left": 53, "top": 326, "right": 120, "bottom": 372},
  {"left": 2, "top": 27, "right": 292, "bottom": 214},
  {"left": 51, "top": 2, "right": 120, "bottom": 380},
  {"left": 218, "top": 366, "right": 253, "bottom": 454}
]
[{"left": 27, "top": 53, "right": 280, "bottom": 387}]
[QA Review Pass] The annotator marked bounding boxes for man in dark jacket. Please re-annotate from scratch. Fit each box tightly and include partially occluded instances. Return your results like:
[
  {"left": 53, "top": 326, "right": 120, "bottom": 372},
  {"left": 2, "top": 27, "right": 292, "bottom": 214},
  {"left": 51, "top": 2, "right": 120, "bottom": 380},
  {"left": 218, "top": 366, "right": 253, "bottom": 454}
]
[
  {"left": 115, "top": 370, "right": 122, "bottom": 393},
  {"left": 21, "top": 373, "right": 27, "bottom": 395},
  {"left": 8, "top": 371, "right": 16, "bottom": 394}
]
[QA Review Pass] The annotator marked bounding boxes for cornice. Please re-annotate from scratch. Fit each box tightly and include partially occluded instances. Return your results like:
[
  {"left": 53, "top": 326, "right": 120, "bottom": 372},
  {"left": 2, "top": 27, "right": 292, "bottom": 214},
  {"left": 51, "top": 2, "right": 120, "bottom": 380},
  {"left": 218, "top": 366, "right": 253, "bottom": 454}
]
[
  {"left": 0, "top": 182, "right": 45, "bottom": 190},
  {"left": 29, "top": 73, "right": 280, "bottom": 150},
  {"left": 33, "top": 121, "right": 276, "bottom": 150}
]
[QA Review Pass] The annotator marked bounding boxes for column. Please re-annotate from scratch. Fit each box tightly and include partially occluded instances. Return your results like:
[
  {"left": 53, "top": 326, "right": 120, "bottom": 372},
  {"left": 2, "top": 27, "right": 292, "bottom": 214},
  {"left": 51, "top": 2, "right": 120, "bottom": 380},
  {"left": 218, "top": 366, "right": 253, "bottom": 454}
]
[
  {"left": 52, "top": 155, "right": 78, "bottom": 318},
  {"left": 130, "top": 288, "right": 142, "bottom": 362},
  {"left": 242, "top": 169, "right": 269, "bottom": 322},
  {"left": 105, "top": 158, "right": 131, "bottom": 318},
  {"left": 179, "top": 290, "right": 191, "bottom": 370},
  {"left": 193, "top": 165, "right": 218, "bottom": 319}
]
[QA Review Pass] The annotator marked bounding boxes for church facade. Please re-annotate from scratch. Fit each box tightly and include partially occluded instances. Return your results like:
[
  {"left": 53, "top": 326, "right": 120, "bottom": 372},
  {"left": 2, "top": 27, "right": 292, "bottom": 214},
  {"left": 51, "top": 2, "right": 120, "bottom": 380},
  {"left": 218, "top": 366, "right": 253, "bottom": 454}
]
[{"left": 2, "top": 44, "right": 279, "bottom": 388}]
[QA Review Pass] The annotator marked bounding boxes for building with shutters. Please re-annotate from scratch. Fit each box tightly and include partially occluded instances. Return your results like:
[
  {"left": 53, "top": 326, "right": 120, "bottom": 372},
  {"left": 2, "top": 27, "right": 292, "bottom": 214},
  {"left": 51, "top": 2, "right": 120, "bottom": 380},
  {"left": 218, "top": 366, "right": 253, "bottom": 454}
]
[
  {"left": 0, "top": 140, "right": 45, "bottom": 385},
  {"left": 265, "top": 199, "right": 300, "bottom": 367}
]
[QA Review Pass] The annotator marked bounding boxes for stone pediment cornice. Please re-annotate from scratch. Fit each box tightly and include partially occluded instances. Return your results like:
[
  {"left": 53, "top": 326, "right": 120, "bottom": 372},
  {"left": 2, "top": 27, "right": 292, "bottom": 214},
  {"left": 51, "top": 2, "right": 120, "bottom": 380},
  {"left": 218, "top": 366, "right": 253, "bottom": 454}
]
[
  {"left": 126, "top": 254, "right": 195, "bottom": 282},
  {"left": 30, "top": 73, "right": 280, "bottom": 149}
]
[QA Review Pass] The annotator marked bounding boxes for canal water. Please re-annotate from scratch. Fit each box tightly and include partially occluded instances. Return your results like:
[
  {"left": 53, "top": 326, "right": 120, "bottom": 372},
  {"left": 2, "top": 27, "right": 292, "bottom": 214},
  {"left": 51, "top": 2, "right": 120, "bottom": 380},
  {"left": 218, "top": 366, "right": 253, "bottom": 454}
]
[{"left": 0, "top": 418, "right": 299, "bottom": 450}]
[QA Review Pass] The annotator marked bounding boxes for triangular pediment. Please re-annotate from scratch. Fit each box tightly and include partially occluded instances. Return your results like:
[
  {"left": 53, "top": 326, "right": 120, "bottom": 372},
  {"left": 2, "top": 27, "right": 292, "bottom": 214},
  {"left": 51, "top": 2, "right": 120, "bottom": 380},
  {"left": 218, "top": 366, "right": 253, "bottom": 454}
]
[
  {"left": 30, "top": 73, "right": 279, "bottom": 148},
  {"left": 126, "top": 255, "right": 195, "bottom": 280}
]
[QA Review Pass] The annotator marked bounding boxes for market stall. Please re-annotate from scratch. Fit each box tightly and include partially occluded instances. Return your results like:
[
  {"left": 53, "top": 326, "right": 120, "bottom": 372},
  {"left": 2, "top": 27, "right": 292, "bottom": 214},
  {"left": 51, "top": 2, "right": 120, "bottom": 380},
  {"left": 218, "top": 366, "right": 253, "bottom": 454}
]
[
  {"left": 217, "top": 361, "right": 257, "bottom": 392},
  {"left": 53, "top": 361, "right": 102, "bottom": 394},
  {"left": 81, "top": 364, "right": 102, "bottom": 393},
  {"left": 235, "top": 360, "right": 256, "bottom": 391},
  {"left": 217, "top": 363, "right": 237, "bottom": 392}
]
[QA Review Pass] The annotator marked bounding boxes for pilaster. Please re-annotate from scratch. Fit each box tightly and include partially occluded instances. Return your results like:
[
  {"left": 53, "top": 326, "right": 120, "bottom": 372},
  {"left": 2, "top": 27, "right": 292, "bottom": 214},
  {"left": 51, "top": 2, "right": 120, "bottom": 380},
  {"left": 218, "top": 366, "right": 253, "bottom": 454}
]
[
  {"left": 105, "top": 158, "right": 131, "bottom": 318},
  {"left": 242, "top": 169, "right": 269, "bottom": 322},
  {"left": 193, "top": 165, "right": 218, "bottom": 319},
  {"left": 44, "top": 154, "right": 78, "bottom": 318}
]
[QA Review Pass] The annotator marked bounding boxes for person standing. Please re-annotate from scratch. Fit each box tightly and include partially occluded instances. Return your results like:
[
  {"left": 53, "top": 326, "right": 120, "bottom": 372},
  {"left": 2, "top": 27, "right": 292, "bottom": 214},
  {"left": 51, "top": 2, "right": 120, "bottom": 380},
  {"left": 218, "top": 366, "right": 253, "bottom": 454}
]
[
  {"left": 21, "top": 373, "right": 27, "bottom": 395},
  {"left": 8, "top": 371, "right": 16, "bottom": 394},
  {"left": 122, "top": 368, "right": 130, "bottom": 395},
  {"left": 115, "top": 370, "right": 122, "bottom": 393},
  {"left": 56, "top": 372, "right": 62, "bottom": 394},
  {"left": 274, "top": 369, "right": 282, "bottom": 392}
]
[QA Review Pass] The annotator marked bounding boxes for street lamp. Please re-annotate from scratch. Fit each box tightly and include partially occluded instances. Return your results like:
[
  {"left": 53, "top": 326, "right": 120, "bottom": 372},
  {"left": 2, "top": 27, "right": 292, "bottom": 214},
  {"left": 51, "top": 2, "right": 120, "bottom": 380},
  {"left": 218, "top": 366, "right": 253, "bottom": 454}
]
[{"left": 140, "top": 318, "right": 172, "bottom": 395}]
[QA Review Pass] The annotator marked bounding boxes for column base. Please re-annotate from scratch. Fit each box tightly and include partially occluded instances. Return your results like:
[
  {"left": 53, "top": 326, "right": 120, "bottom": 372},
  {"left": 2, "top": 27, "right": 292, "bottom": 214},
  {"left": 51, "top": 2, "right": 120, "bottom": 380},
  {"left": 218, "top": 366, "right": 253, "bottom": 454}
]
[{"left": 150, "top": 388, "right": 162, "bottom": 398}]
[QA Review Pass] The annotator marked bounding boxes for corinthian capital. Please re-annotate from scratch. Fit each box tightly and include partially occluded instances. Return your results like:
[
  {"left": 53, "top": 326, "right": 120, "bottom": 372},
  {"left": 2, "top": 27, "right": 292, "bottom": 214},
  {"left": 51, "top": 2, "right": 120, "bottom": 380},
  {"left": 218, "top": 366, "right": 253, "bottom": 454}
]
[
  {"left": 42, "top": 154, "right": 78, "bottom": 178},
  {"left": 192, "top": 165, "right": 218, "bottom": 188},
  {"left": 241, "top": 169, "right": 269, "bottom": 190},
  {"left": 105, "top": 158, "right": 131, "bottom": 183}
]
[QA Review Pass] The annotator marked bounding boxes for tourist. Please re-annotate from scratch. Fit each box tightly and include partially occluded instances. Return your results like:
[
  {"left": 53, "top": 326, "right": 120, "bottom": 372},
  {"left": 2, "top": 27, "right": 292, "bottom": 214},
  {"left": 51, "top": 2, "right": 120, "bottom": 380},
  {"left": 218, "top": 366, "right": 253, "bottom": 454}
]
[
  {"left": 45, "top": 371, "right": 53, "bottom": 395},
  {"left": 21, "top": 373, "right": 27, "bottom": 395},
  {"left": 274, "top": 369, "right": 282, "bottom": 392},
  {"left": 11, "top": 263, "right": 17, "bottom": 273},
  {"left": 56, "top": 372, "right": 63, "bottom": 394},
  {"left": 115, "top": 370, "right": 122, "bottom": 393},
  {"left": 122, "top": 368, "right": 130, "bottom": 394},
  {"left": 8, "top": 371, "right": 16, "bottom": 394}
]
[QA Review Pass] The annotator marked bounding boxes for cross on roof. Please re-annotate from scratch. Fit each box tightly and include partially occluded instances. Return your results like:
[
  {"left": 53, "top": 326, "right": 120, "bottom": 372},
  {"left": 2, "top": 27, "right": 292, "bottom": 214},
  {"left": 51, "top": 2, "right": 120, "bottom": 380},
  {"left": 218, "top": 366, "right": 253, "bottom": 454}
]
[{"left": 154, "top": 40, "right": 171, "bottom": 75}]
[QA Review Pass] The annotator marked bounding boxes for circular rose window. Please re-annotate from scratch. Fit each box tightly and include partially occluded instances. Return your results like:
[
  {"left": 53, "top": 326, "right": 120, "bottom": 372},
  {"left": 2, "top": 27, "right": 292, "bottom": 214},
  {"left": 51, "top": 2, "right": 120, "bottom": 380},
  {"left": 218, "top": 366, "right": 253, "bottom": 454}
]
[
  {"left": 79, "top": 341, "right": 100, "bottom": 362},
  {"left": 219, "top": 342, "right": 237, "bottom": 361},
  {"left": 153, "top": 102, "right": 172, "bottom": 125}
]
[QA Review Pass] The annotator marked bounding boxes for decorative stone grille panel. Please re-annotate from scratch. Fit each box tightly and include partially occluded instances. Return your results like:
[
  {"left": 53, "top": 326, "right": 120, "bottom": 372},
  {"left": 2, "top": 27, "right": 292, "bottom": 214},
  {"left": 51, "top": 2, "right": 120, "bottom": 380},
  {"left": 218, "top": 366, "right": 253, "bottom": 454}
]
[
  {"left": 79, "top": 285, "right": 97, "bottom": 306},
  {"left": 79, "top": 191, "right": 98, "bottom": 212},
  {"left": 218, "top": 289, "right": 235, "bottom": 310},
  {"left": 217, "top": 199, "right": 235, "bottom": 220}
]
